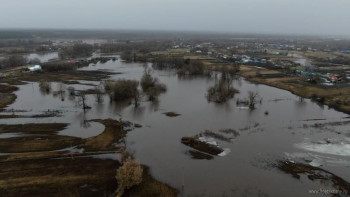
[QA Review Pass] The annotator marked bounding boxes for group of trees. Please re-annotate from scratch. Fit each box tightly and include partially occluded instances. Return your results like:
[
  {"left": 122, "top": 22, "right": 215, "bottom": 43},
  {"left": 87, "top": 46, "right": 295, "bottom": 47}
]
[
  {"left": 104, "top": 80, "right": 141, "bottom": 107},
  {"left": 59, "top": 43, "right": 93, "bottom": 59},
  {"left": 120, "top": 50, "right": 135, "bottom": 62},
  {"left": 207, "top": 69, "right": 238, "bottom": 103},
  {"left": 0, "top": 39, "right": 55, "bottom": 53},
  {"left": 177, "top": 59, "right": 205, "bottom": 75},
  {"left": 150, "top": 56, "right": 205, "bottom": 75},
  {"left": 140, "top": 67, "right": 167, "bottom": 101},
  {"left": 100, "top": 41, "right": 172, "bottom": 54},
  {"left": 0, "top": 54, "right": 43, "bottom": 69},
  {"left": 41, "top": 61, "right": 76, "bottom": 72},
  {"left": 0, "top": 55, "right": 27, "bottom": 69}
]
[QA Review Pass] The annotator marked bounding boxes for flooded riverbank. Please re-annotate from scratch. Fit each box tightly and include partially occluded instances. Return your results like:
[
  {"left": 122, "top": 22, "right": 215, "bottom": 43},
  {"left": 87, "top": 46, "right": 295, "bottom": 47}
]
[{"left": 1, "top": 57, "right": 349, "bottom": 196}]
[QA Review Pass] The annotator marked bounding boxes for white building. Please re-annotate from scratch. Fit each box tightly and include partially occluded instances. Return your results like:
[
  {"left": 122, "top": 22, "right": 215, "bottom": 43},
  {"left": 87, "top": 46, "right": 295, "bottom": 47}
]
[{"left": 29, "top": 65, "right": 42, "bottom": 72}]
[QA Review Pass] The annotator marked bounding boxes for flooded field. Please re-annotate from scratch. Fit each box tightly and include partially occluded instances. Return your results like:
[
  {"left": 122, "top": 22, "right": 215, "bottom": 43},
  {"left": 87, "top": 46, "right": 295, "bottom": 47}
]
[{"left": 1, "top": 57, "right": 350, "bottom": 196}]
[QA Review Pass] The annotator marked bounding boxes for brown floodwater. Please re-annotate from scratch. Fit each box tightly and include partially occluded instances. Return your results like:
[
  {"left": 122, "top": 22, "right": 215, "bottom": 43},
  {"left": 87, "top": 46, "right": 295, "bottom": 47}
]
[{"left": 1, "top": 57, "right": 350, "bottom": 196}]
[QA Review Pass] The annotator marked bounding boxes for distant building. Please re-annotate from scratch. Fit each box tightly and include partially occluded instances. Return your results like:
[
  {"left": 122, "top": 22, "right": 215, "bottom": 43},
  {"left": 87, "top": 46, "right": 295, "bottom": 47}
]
[
  {"left": 28, "top": 65, "right": 42, "bottom": 72},
  {"left": 270, "top": 51, "right": 280, "bottom": 55},
  {"left": 327, "top": 73, "right": 344, "bottom": 82}
]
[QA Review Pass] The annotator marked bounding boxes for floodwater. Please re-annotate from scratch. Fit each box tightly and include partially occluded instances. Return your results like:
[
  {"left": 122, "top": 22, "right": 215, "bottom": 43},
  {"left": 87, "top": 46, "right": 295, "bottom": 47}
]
[{"left": 2, "top": 56, "right": 350, "bottom": 196}]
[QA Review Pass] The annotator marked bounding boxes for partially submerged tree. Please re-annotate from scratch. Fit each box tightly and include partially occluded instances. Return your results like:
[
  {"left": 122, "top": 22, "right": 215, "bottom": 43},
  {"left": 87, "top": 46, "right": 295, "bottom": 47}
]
[
  {"left": 207, "top": 69, "right": 238, "bottom": 103},
  {"left": 67, "top": 87, "right": 76, "bottom": 96},
  {"left": 94, "top": 86, "right": 104, "bottom": 103},
  {"left": 103, "top": 79, "right": 140, "bottom": 107},
  {"left": 59, "top": 43, "right": 93, "bottom": 59},
  {"left": 177, "top": 59, "right": 205, "bottom": 75},
  {"left": 77, "top": 92, "right": 90, "bottom": 112},
  {"left": 39, "top": 80, "right": 51, "bottom": 94},
  {"left": 140, "top": 67, "right": 166, "bottom": 101},
  {"left": 132, "top": 87, "right": 141, "bottom": 107},
  {"left": 103, "top": 80, "right": 114, "bottom": 102},
  {"left": 116, "top": 157, "right": 143, "bottom": 197},
  {"left": 57, "top": 82, "right": 66, "bottom": 101},
  {"left": 248, "top": 91, "right": 260, "bottom": 109}
]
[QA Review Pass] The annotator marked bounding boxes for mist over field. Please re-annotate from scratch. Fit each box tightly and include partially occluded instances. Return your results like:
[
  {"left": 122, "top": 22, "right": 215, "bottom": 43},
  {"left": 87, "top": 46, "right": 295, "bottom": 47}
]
[{"left": 1, "top": 0, "right": 350, "bottom": 36}]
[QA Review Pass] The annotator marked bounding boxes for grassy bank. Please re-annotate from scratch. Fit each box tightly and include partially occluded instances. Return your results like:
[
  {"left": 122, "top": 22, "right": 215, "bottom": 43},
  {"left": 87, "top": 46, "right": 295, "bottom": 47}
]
[
  {"left": 237, "top": 65, "right": 350, "bottom": 114},
  {"left": 0, "top": 84, "right": 18, "bottom": 109},
  {"left": 0, "top": 119, "right": 178, "bottom": 196}
]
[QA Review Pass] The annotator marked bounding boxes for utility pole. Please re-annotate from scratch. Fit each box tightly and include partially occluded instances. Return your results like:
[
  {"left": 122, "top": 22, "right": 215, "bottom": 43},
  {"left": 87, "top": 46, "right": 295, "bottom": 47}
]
[{"left": 181, "top": 166, "right": 185, "bottom": 197}]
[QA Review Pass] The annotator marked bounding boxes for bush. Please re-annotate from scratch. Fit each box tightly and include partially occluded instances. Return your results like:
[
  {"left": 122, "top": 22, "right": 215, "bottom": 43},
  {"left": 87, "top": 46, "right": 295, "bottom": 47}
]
[{"left": 116, "top": 157, "right": 143, "bottom": 197}]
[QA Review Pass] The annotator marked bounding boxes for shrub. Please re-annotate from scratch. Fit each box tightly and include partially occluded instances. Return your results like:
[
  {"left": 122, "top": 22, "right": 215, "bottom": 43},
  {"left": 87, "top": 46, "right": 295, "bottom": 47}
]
[
  {"left": 39, "top": 80, "right": 51, "bottom": 94},
  {"left": 116, "top": 157, "right": 143, "bottom": 197}
]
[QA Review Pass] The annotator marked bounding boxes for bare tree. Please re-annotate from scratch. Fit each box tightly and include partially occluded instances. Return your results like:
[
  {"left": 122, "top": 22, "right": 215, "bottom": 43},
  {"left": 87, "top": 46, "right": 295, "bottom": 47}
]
[
  {"left": 132, "top": 87, "right": 141, "bottom": 107},
  {"left": 248, "top": 91, "right": 259, "bottom": 109},
  {"left": 94, "top": 86, "right": 104, "bottom": 103},
  {"left": 116, "top": 157, "right": 143, "bottom": 197},
  {"left": 57, "top": 82, "right": 66, "bottom": 101},
  {"left": 77, "top": 92, "right": 90, "bottom": 112},
  {"left": 67, "top": 87, "right": 76, "bottom": 96}
]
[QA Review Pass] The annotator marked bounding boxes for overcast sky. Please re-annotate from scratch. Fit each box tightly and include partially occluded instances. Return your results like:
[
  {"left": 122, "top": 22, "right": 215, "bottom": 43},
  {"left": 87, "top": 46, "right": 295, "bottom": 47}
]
[{"left": 1, "top": 0, "right": 349, "bottom": 36}]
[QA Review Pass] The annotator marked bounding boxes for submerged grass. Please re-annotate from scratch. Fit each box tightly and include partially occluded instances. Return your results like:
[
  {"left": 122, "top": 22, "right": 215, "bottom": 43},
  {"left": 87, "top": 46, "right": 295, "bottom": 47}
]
[{"left": 278, "top": 161, "right": 350, "bottom": 194}]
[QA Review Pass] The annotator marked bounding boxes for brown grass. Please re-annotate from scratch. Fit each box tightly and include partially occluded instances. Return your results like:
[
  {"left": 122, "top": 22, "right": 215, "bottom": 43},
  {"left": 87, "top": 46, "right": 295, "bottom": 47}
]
[
  {"left": 238, "top": 65, "right": 350, "bottom": 114},
  {"left": 0, "top": 123, "right": 68, "bottom": 134},
  {"left": 0, "top": 118, "right": 178, "bottom": 196},
  {"left": 81, "top": 119, "right": 126, "bottom": 151},
  {"left": 0, "top": 93, "right": 16, "bottom": 109},
  {"left": 124, "top": 166, "right": 179, "bottom": 197}
]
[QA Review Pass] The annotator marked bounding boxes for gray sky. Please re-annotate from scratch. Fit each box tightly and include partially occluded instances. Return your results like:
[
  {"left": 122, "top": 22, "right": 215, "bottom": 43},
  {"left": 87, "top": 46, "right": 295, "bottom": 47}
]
[{"left": 1, "top": 0, "right": 350, "bottom": 36}]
